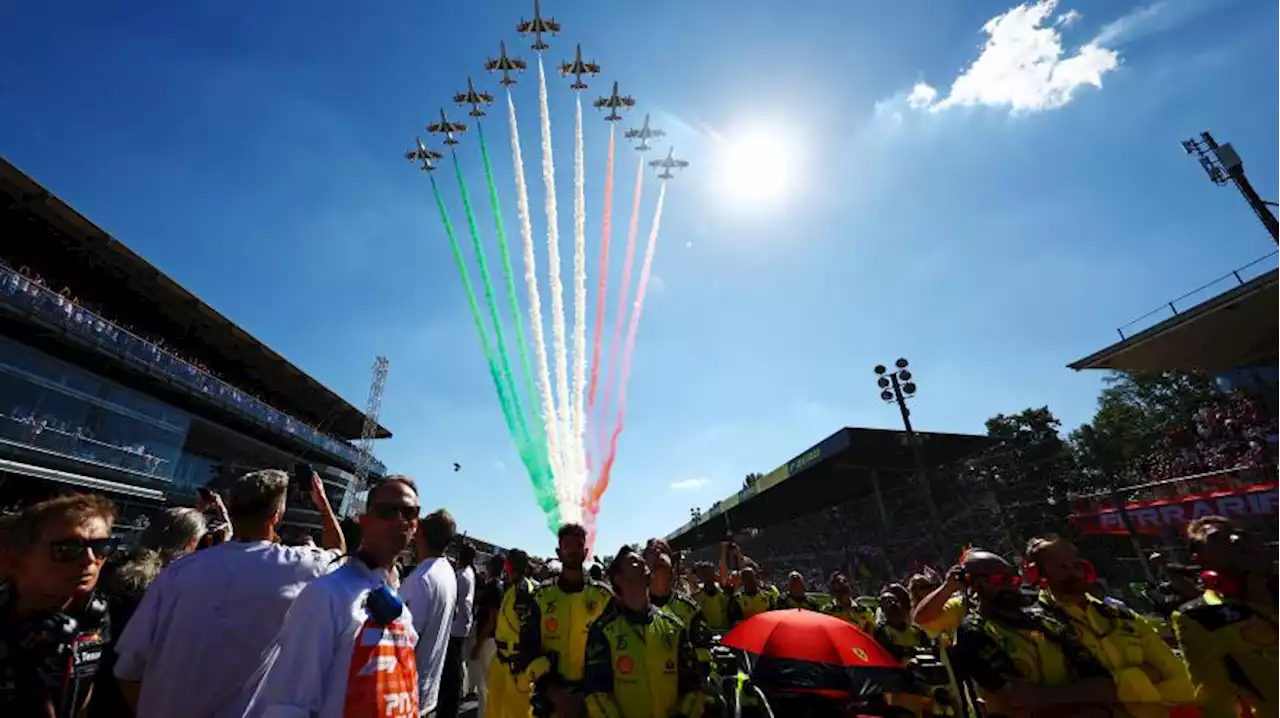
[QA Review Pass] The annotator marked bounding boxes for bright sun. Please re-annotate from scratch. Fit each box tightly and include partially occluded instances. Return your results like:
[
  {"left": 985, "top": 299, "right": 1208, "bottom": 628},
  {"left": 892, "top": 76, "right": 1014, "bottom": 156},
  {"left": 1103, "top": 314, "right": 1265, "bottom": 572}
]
[{"left": 711, "top": 125, "right": 801, "bottom": 210}]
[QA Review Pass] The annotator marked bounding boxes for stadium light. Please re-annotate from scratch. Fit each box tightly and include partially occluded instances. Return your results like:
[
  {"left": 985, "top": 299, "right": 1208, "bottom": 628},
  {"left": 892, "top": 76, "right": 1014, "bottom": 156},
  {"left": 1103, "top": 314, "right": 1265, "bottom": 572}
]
[
  {"left": 1182, "top": 131, "right": 1278, "bottom": 243},
  {"left": 873, "top": 358, "right": 945, "bottom": 560}
]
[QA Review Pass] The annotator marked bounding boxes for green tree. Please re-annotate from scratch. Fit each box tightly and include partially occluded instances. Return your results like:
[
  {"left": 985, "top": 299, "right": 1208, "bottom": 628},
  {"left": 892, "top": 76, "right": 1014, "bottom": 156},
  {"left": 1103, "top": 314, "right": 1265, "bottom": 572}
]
[{"left": 1069, "top": 371, "right": 1219, "bottom": 486}]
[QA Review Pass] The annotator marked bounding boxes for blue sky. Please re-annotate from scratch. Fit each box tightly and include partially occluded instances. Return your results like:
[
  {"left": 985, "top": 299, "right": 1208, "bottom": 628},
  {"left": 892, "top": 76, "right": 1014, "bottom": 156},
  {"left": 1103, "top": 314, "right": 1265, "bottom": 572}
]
[{"left": 2, "top": 0, "right": 1276, "bottom": 555}]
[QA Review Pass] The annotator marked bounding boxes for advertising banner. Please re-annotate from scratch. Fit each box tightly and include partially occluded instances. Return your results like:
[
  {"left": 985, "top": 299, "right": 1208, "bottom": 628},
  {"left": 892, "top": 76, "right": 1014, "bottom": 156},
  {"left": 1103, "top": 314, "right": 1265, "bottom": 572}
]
[{"left": 1070, "top": 482, "right": 1277, "bottom": 535}]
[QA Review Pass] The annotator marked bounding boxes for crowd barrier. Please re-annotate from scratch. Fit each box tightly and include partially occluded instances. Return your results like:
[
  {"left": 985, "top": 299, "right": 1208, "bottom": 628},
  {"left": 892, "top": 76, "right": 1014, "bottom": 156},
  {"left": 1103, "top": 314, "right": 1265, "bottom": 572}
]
[{"left": 0, "top": 266, "right": 384, "bottom": 474}]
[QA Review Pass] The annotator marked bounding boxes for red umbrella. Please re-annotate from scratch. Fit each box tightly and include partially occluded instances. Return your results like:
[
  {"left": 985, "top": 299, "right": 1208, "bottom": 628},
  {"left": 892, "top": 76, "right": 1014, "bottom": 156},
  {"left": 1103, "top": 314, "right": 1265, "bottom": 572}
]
[{"left": 721, "top": 609, "right": 918, "bottom": 697}]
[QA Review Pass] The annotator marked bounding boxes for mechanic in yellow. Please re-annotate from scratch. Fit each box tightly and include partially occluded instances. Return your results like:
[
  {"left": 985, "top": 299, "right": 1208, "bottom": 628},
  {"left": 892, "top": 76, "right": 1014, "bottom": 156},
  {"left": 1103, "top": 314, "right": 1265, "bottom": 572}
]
[
  {"left": 691, "top": 561, "right": 732, "bottom": 632},
  {"left": 487, "top": 549, "right": 540, "bottom": 718},
  {"left": 820, "top": 571, "right": 876, "bottom": 632},
  {"left": 644, "top": 539, "right": 713, "bottom": 675},
  {"left": 1173, "top": 516, "right": 1277, "bottom": 718},
  {"left": 583, "top": 545, "right": 705, "bottom": 718},
  {"left": 1026, "top": 535, "right": 1194, "bottom": 717},
  {"left": 776, "top": 570, "right": 823, "bottom": 611},
  {"left": 728, "top": 566, "right": 772, "bottom": 624},
  {"left": 948, "top": 549, "right": 1118, "bottom": 717},
  {"left": 513, "top": 523, "right": 614, "bottom": 717}
]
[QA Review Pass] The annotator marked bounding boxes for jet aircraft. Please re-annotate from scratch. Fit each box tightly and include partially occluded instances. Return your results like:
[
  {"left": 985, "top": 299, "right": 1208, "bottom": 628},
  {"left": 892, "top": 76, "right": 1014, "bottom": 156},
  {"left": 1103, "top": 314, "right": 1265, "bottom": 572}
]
[
  {"left": 426, "top": 108, "right": 467, "bottom": 145},
  {"left": 484, "top": 41, "right": 527, "bottom": 87},
  {"left": 592, "top": 81, "right": 636, "bottom": 122},
  {"left": 559, "top": 44, "right": 600, "bottom": 90},
  {"left": 453, "top": 77, "right": 494, "bottom": 118},
  {"left": 516, "top": 0, "right": 560, "bottom": 51},
  {"left": 649, "top": 147, "right": 690, "bottom": 180},
  {"left": 405, "top": 137, "right": 443, "bottom": 171},
  {"left": 623, "top": 113, "right": 665, "bottom": 151}
]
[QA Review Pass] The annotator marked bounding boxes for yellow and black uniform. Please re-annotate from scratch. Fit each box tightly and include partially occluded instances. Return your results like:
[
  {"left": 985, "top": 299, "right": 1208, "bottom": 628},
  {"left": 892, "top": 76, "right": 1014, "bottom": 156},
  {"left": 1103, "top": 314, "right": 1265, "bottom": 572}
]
[
  {"left": 822, "top": 599, "right": 876, "bottom": 633},
  {"left": 488, "top": 576, "right": 539, "bottom": 718},
  {"left": 515, "top": 576, "right": 614, "bottom": 710},
  {"left": 652, "top": 591, "right": 713, "bottom": 673},
  {"left": 776, "top": 593, "right": 823, "bottom": 611},
  {"left": 1172, "top": 589, "right": 1278, "bottom": 718},
  {"left": 918, "top": 594, "right": 967, "bottom": 642},
  {"left": 1039, "top": 591, "right": 1194, "bottom": 717},
  {"left": 692, "top": 584, "right": 733, "bottom": 632},
  {"left": 873, "top": 620, "right": 933, "bottom": 664},
  {"left": 950, "top": 607, "right": 1114, "bottom": 718},
  {"left": 729, "top": 589, "right": 772, "bottom": 625},
  {"left": 582, "top": 603, "right": 705, "bottom": 718}
]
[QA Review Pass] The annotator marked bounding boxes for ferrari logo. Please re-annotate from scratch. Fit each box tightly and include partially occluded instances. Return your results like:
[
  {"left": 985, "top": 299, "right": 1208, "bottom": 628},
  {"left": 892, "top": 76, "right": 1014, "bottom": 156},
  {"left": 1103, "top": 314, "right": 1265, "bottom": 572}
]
[{"left": 851, "top": 647, "right": 869, "bottom": 662}]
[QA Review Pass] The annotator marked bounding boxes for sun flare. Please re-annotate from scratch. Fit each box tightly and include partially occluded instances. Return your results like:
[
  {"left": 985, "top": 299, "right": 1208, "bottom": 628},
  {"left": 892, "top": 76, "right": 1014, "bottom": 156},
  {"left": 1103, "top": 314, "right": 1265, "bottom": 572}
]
[{"left": 711, "top": 124, "right": 802, "bottom": 210}]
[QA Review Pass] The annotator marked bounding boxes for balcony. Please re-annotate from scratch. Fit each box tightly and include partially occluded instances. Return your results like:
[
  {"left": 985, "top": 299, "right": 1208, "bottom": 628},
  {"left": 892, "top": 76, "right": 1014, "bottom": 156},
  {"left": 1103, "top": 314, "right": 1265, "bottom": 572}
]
[{"left": 0, "top": 265, "right": 385, "bottom": 474}]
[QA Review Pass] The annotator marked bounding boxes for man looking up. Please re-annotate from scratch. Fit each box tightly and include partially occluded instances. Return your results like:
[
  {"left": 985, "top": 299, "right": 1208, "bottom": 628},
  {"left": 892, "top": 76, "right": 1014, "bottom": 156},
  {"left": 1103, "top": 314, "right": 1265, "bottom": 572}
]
[
  {"left": 776, "top": 571, "right": 822, "bottom": 611},
  {"left": 691, "top": 562, "right": 731, "bottom": 631},
  {"left": 645, "top": 539, "right": 713, "bottom": 676},
  {"left": 1173, "top": 516, "right": 1277, "bottom": 718},
  {"left": 243, "top": 476, "right": 421, "bottom": 718},
  {"left": 949, "top": 549, "right": 1117, "bottom": 718},
  {"left": 1027, "top": 536, "right": 1193, "bottom": 717},
  {"left": 517, "top": 523, "right": 613, "bottom": 717},
  {"left": 115, "top": 468, "right": 345, "bottom": 718},
  {"left": 821, "top": 572, "right": 874, "bottom": 631},
  {"left": 729, "top": 566, "right": 770, "bottom": 625},
  {"left": 583, "top": 546, "right": 704, "bottom": 718},
  {"left": 402, "top": 509, "right": 459, "bottom": 715},
  {"left": 0, "top": 494, "right": 118, "bottom": 717}
]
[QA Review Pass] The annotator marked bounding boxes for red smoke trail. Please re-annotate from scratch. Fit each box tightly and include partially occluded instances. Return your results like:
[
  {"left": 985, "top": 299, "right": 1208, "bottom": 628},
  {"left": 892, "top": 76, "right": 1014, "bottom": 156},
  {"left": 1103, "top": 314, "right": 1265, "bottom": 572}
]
[
  {"left": 585, "top": 182, "right": 667, "bottom": 515},
  {"left": 595, "top": 155, "right": 646, "bottom": 461}
]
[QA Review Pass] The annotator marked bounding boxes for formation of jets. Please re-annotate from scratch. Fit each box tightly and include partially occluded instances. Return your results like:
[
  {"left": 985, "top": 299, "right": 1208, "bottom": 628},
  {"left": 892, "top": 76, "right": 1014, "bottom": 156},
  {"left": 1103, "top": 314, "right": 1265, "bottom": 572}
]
[
  {"left": 624, "top": 113, "right": 665, "bottom": 152},
  {"left": 516, "top": 0, "right": 560, "bottom": 51},
  {"left": 650, "top": 147, "right": 689, "bottom": 180},
  {"left": 559, "top": 44, "right": 600, "bottom": 90},
  {"left": 593, "top": 81, "right": 636, "bottom": 122},
  {"left": 405, "top": 137, "right": 443, "bottom": 172},
  {"left": 484, "top": 41, "right": 526, "bottom": 87},
  {"left": 453, "top": 77, "right": 494, "bottom": 118},
  {"left": 427, "top": 108, "right": 467, "bottom": 145},
  {"left": 408, "top": 3, "right": 690, "bottom": 180}
]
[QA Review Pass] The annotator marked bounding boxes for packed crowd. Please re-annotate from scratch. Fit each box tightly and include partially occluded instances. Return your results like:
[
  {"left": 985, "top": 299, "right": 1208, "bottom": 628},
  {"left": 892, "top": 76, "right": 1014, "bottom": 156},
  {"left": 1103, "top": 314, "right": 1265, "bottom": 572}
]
[
  {"left": 0, "top": 462, "right": 1275, "bottom": 718},
  {"left": 0, "top": 262, "right": 375, "bottom": 469},
  {"left": 1143, "top": 392, "right": 1277, "bottom": 483},
  {"left": 1, "top": 406, "right": 168, "bottom": 475}
]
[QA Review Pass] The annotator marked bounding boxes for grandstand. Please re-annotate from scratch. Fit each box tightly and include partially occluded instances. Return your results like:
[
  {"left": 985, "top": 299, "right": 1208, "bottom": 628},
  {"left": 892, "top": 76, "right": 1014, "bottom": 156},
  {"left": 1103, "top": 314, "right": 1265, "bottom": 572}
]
[
  {"left": 0, "top": 156, "right": 389, "bottom": 538},
  {"left": 665, "top": 427, "right": 995, "bottom": 589}
]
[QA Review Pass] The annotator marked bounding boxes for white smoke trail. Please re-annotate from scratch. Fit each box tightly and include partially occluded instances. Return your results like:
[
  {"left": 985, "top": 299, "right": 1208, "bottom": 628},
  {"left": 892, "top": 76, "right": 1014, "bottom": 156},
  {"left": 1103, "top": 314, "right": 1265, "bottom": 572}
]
[
  {"left": 570, "top": 94, "right": 588, "bottom": 507},
  {"left": 507, "top": 90, "right": 563, "bottom": 485},
  {"left": 536, "top": 56, "right": 577, "bottom": 521}
]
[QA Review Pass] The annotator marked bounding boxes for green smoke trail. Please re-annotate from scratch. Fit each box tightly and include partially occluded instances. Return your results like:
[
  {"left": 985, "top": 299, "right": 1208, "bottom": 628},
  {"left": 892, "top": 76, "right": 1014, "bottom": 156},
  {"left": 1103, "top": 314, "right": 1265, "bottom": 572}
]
[
  {"left": 430, "top": 175, "right": 559, "bottom": 523},
  {"left": 476, "top": 124, "right": 547, "bottom": 467}
]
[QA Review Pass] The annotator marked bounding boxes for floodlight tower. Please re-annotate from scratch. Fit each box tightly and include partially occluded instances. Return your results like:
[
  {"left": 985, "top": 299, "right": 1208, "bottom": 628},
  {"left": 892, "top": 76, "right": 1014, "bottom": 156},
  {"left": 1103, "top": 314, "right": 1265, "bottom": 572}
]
[
  {"left": 343, "top": 357, "right": 389, "bottom": 517},
  {"left": 874, "top": 358, "right": 945, "bottom": 561},
  {"left": 1182, "top": 132, "right": 1278, "bottom": 243}
]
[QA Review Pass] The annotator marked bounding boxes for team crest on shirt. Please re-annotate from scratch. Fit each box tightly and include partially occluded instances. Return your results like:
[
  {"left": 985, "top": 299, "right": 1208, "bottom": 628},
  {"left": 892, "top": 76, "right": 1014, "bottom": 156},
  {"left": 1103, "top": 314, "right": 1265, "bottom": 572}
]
[
  {"left": 616, "top": 656, "right": 635, "bottom": 675},
  {"left": 544, "top": 617, "right": 560, "bottom": 633}
]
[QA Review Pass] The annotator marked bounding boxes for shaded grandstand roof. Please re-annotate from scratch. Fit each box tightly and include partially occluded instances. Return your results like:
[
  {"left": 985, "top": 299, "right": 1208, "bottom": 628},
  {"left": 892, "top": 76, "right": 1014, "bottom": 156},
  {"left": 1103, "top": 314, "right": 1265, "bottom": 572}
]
[
  {"left": 666, "top": 426, "right": 995, "bottom": 548},
  {"left": 1069, "top": 262, "right": 1277, "bottom": 373},
  {"left": 0, "top": 157, "right": 389, "bottom": 441}
]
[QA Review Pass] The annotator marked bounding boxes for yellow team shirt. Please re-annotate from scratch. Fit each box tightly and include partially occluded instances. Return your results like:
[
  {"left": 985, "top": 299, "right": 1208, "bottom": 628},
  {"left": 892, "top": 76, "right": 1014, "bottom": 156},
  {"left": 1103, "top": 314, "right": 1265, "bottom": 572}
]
[
  {"left": 918, "top": 594, "right": 966, "bottom": 641},
  {"left": 1173, "top": 590, "right": 1278, "bottom": 718}
]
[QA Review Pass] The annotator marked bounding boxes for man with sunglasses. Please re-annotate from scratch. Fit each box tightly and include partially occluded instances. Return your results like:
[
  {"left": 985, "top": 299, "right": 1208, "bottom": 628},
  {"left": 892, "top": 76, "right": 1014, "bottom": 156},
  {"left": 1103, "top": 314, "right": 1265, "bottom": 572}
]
[
  {"left": 1026, "top": 536, "right": 1193, "bottom": 718},
  {"left": 0, "top": 493, "right": 119, "bottom": 718},
  {"left": 1172, "top": 516, "right": 1277, "bottom": 718},
  {"left": 949, "top": 549, "right": 1117, "bottom": 718}
]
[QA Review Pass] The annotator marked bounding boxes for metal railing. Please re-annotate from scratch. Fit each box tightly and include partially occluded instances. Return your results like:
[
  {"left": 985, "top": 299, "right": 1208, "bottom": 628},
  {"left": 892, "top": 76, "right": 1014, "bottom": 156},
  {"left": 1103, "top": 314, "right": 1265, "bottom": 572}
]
[
  {"left": 1116, "top": 251, "right": 1278, "bottom": 339},
  {"left": 0, "top": 265, "right": 384, "bottom": 473}
]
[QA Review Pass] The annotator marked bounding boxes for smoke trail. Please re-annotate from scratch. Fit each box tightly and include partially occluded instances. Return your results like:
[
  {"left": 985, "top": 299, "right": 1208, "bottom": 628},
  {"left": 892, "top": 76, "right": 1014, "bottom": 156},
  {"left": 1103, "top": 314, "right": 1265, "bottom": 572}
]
[
  {"left": 587, "top": 182, "right": 668, "bottom": 512},
  {"left": 596, "top": 154, "right": 646, "bottom": 456},
  {"left": 586, "top": 125, "right": 616, "bottom": 431},
  {"left": 451, "top": 148, "right": 535, "bottom": 466},
  {"left": 430, "top": 175, "right": 557, "bottom": 518},
  {"left": 537, "top": 56, "right": 575, "bottom": 520},
  {"left": 507, "top": 90, "right": 564, "bottom": 489},
  {"left": 569, "top": 93, "right": 588, "bottom": 506},
  {"left": 476, "top": 123, "right": 549, "bottom": 479}
]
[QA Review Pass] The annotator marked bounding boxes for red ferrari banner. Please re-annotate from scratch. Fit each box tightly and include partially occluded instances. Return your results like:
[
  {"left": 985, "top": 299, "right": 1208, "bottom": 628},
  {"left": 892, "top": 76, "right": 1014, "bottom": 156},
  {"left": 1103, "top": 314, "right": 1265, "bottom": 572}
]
[{"left": 1070, "top": 482, "right": 1278, "bottom": 535}]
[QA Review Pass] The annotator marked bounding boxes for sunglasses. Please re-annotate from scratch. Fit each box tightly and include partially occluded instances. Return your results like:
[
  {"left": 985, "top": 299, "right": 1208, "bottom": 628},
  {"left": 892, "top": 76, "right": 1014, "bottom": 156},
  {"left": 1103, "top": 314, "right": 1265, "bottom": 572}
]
[
  {"left": 369, "top": 503, "right": 419, "bottom": 522},
  {"left": 49, "top": 537, "right": 120, "bottom": 563},
  {"left": 975, "top": 572, "right": 1023, "bottom": 588}
]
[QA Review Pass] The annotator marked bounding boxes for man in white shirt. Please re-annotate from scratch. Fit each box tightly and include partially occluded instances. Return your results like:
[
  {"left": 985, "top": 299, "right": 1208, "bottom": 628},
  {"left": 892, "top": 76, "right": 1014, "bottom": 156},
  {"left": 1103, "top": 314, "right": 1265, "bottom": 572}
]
[
  {"left": 114, "top": 468, "right": 346, "bottom": 718},
  {"left": 239, "top": 476, "right": 422, "bottom": 718},
  {"left": 400, "top": 509, "right": 458, "bottom": 715},
  {"left": 438, "top": 543, "right": 476, "bottom": 718}
]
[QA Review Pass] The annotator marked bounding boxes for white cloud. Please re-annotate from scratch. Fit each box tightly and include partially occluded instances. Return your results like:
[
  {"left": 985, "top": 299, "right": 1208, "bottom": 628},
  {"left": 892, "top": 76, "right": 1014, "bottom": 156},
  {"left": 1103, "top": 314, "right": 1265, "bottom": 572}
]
[
  {"left": 670, "top": 477, "right": 711, "bottom": 491},
  {"left": 911, "top": 0, "right": 1120, "bottom": 114},
  {"left": 1093, "top": 0, "right": 1218, "bottom": 47}
]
